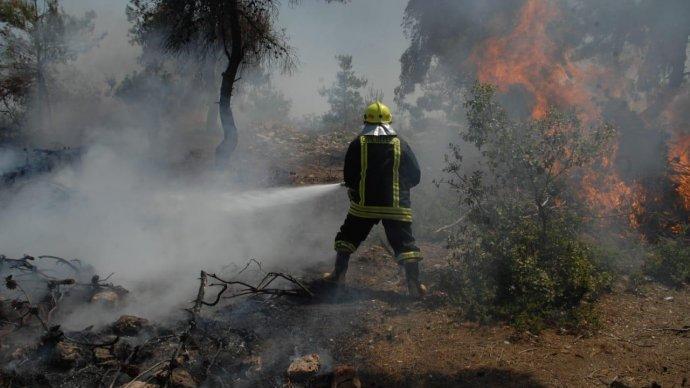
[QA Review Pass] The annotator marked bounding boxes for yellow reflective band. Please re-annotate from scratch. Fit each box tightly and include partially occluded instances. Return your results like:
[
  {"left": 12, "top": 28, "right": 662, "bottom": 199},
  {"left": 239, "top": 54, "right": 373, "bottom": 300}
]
[
  {"left": 364, "top": 136, "right": 397, "bottom": 144},
  {"left": 348, "top": 211, "right": 412, "bottom": 222},
  {"left": 349, "top": 202, "right": 412, "bottom": 215},
  {"left": 335, "top": 240, "right": 357, "bottom": 253},
  {"left": 392, "top": 138, "right": 401, "bottom": 208},
  {"left": 348, "top": 207, "right": 413, "bottom": 222},
  {"left": 359, "top": 136, "right": 367, "bottom": 206},
  {"left": 397, "top": 251, "right": 423, "bottom": 262}
]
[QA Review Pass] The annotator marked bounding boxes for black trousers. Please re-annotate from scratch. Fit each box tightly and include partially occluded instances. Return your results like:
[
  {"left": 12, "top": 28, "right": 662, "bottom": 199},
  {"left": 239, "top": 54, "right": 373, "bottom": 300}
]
[{"left": 334, "top": 214, "right": 422, "bottom": 262}]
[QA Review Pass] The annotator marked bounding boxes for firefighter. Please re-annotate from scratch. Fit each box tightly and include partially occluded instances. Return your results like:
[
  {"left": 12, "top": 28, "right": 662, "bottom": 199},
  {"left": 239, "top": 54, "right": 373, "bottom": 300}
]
[{"left": 324, "top": 101, "right": 427, "bottom": 297}]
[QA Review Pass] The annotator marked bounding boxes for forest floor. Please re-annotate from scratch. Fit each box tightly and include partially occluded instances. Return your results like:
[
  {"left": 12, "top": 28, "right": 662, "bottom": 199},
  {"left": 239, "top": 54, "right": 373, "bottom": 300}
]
[
  {"left": 291, "top": 244, "right": 690, "bottom": 388},
  {"left": 1, "top": 125, "right": 688, "bottom": 387}
]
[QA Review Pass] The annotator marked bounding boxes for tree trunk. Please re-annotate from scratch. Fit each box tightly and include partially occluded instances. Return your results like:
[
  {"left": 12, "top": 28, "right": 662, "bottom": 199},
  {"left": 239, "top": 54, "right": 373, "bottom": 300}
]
[
  {"left": 205, "top": 61, "right": 219, "bottom": 132},
  {"left": 217, "top": 67, "right": 239, "bottom": 162},
  {"left": 215, "top": 0, "right": 243, "bottom": 167},
  {"left": 36, "top": 69, "right": 53, "bottom": 130}
]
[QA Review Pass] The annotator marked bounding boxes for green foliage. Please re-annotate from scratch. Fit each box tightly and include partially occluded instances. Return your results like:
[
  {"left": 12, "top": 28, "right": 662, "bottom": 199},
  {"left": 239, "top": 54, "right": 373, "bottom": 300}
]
[
  {"left": 128, "top": 0, "right": 300, "bottom": 159},
  {"left": 0, "top": 0, "right": 99, "bottom": 133},
  {"left": 643, "top": 229, "right": 690, "bottom": 287},
  {"left": 440, "top": 83, "right": 616, "bottom": 331},
  {"left": 442, "top": 215, "right": 611, "bottom": 331},
  {"left": 236, "top": 69, "right": 291, "bottom": 125},
  {"left": 319, "top": 55, "right": 368, "bottom": 132},
  {"left": 127, "top": 0, "right": 292, "bottom": 64},
  {"left": 113, "top": 65, "right": 178, "bottom": 126}
]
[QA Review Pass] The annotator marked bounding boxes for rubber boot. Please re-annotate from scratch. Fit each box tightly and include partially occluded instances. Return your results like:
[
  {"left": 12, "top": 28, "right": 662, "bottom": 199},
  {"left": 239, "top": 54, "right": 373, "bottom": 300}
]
[
  {"left": 322, "top": 252, "right": 350, "bottom": 283},
  {"left": 404, "top": 261, "right": 427, "bottom": 298}
]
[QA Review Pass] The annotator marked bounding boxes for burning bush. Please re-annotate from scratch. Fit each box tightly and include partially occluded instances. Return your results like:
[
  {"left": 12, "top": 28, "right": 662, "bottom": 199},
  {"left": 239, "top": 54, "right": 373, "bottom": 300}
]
[{"left": 439, "top": 83, "right": 615, "bottom": 331}]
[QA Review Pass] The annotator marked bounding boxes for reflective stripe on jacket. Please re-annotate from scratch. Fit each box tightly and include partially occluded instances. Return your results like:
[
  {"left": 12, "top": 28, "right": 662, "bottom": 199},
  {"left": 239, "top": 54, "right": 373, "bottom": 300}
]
[{"left": 343, "top": 134, "right": 420, "bottom": 222}]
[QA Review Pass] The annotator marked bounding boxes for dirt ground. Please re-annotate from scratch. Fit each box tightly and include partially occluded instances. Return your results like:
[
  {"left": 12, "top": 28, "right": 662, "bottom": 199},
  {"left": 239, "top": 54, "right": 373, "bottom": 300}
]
[
  {"left": 337, "top": 246, "right": 689, "bottom": 387},
  {"left": 211, "top": 239, "right": 688, "bottom": 388}
]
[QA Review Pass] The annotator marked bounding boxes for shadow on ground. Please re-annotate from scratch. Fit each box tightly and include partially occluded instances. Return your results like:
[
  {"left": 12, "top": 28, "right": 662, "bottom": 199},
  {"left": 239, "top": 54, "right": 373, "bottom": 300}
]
[
  {"left": 304, "top": 281, "right": 411, "bottom": 305},
  {"left": 358, "top": 367, "right": 546, "bottom": 388}
]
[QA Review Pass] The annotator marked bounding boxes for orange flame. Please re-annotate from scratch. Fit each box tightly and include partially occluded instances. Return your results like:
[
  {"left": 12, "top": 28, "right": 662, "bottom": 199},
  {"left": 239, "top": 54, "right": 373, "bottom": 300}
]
[
  {"left": 669, "top": 134, "right": 690, "bottom": 210},
  {"left": 580, "top": 149, "right": 645, "bottom": 227},
  {"left": 470, "top": 0, "right": 599, "bottom": 120},
  {"left": 468, "top": 0, "right": 641, "bottom": 221}
]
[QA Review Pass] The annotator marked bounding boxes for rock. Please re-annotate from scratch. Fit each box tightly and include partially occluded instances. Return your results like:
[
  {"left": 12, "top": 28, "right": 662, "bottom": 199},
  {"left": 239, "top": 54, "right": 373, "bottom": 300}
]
[
  {"left": 91, "top": 290, "right": 120, "bottom": 306},
  {"left": 240, "top": 356, "right": 262, "bottom": 373},
  {"left": 94, "top": 346, "right": 117, "bottom": 366},
  {"left": 10, "top": 346, "right": 26, "bottom": 360},
  {"left": 113, "top": 340, "right": 133, "bottom": 360},
  {"left": 52, "top": 341, "right": 82, "bottom": 367},
  {"left": 287, "top": 353, "right": 321, "bottom": 382},
  {"left": 170, "top": 368, "right": 197, "bottom": 388},
  {"left": 113, "top": 315, "right": 150, "bottom": 336},
  {"left": 331, "top": 365, "right": 361, "bottom": 388},
  {"left": 122, "top": 363, "right": 141, "bottom": 378}
]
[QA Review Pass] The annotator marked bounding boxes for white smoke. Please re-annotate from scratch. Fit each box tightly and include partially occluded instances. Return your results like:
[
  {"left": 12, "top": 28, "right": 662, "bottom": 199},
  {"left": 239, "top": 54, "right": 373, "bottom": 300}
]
[{"left": 0, "top": 139, "right": 346, "bottom": 326}]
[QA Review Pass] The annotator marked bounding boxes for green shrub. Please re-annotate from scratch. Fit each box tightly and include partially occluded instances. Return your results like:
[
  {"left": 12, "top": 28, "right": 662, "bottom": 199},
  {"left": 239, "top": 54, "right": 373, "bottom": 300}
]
[
  {"left": 442, "top": 217, "right": 611, "bottom": 331},
  {"left": 439, "top": 83, "right": 616, "bottom": 331},
  {"left": 643, "top": 231, "right": 690, "bottom": 287}
]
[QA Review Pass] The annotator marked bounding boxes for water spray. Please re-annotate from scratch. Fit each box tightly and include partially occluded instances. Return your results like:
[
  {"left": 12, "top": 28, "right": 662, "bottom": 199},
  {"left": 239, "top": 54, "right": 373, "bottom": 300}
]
[{"left": 216, "top": 183, "right": 343, "bottom": 214}]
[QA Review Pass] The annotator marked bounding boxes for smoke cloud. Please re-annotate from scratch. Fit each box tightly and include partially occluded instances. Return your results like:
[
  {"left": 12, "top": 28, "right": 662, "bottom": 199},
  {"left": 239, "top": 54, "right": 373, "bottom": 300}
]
[{"left": 0, "top": 134, "right": 346, "bottom": 325}]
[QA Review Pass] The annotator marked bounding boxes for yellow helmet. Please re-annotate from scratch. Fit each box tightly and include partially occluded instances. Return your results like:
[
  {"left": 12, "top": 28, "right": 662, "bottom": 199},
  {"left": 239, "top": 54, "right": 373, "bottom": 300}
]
[{"left": 363, "top": 101, "right": 393, "bottom": 124}]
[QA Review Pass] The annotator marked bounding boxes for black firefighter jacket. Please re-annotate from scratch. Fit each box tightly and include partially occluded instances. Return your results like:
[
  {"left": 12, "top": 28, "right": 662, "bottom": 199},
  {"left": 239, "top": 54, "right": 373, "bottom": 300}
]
[{"left": 343, "top": 134, "right": 421, "bottom": 222}]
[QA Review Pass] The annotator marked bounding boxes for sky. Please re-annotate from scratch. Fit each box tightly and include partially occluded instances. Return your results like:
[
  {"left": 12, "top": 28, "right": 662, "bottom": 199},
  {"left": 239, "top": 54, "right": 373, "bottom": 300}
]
[
  {"left": 62, "top": 0, "right": 410, "bottom": 117},
  {"left": 273, "top": 0, "right": 409, "bottom": 116}
]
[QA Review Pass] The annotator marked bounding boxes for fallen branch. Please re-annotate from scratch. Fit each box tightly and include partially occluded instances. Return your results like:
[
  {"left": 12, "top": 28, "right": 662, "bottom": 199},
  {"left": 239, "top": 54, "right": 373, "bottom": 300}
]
[
  {"left": 4, "top": 275, "right": 49, "bottom": 332},
  {"left": 1, "top": 257, "right": 129, "bottom": 351},
  {"left": 205, "top": 271, "right": 312, "bottom": 303},
  {"left": 38, "top": 255, "right": 82, "bottom": 275},
  {"left": 434, "top": 214, "right": 467, "bottom": 233},
  {"left": 162, "top": 271, "right": 208, "bottom": 388},
  {"left": 108, "top": 345, "right": 141, "bottom": 388},
  {"left": 123, "top": 360, "right": 169, "bottom": 388},
  {"left": 1, "top": 255, "right": 56, "bottom": 279}
]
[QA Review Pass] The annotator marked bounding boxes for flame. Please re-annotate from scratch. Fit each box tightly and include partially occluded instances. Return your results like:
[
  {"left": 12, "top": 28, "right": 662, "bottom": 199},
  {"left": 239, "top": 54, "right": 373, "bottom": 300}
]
[
  {"left": 580, "top": 149, "right": 645, "bottom": 227},
  {"left": 470, "top": 0, "right": 599, "bottom": 120},
  {"left": 663, "top": 91, "right": 690, "bottom": 212},
  {"left": 669, "top": 134, "right": 690, "bottom": 210},
  {"left": 468, "top": 0, "right": 640, "bottom": 221}
]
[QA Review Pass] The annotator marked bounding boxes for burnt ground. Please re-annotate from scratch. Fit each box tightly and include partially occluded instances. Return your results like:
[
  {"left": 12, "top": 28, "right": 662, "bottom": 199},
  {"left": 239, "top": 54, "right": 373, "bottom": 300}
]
[{"left": 2, "top": 244, "right": 687, "bottom": 387}]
